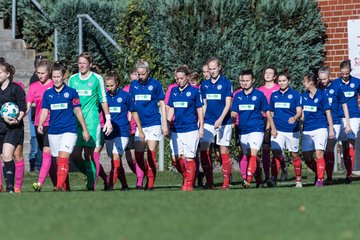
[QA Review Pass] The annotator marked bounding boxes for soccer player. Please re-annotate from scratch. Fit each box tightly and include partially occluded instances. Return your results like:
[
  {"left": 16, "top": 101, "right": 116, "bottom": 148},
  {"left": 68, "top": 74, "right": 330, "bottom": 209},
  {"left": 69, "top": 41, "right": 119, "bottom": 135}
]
[
  {"left": 0, "top": 60, "right": 26, "bottom": 193},
  {"left": 123, "top": 68, "right": 145, "bottom": 189},
  {"left": 129, "top": 59, "right": 168, "bottom": 190},
  {"left": 318, "top": 66, "right": 351, "bottom": 185},
  {"left": 68, "top": 52, "right": 113, "bottom": 190},
  {"left": 333, "top": 60, "right": 360, "bottom": 183},
  {"left": 38, "top": 62, "right": 90, "bottom": 191},
  {"left": 231, "top": 69, "right": 276, "bottom": 188},
  {"left": 104, "top": 70, "right": 145, "bottom": 190},
  {"left": 269, "top": 71, "right": 303, "bottom": 187},
  {"left": 27, "top": 59, "right": 57, "bottom": 191},
  {"left": 200, "top": 57, "right": 233, "bottom": 189},
  {"left": 302, "top": 73, "right": 334, "bottom": 187},
  {"left": 167, "top": 65, "right": 204, "bottom": 191}
]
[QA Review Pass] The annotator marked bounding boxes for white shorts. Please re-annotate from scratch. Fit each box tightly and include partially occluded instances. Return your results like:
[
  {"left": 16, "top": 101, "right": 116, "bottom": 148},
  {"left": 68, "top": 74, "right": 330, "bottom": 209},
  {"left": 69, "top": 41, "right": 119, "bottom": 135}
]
[
  {"left": 332, "top": 124, "right": 341, "bottom": 140},
  {"left": 105, "top": 137, "right": 129, "bottom": 156},
  {"left": 239, "top": 132, "right": 264, "bottom": 153},
  {"left": 201, "top": 123, "right": 232, "bottom": 146},
  {"left": 170, "top": 130, "right": 199, "bottom": 158},
  {"left": 135, "top": 125, "right": 162, "bottom": 142},
  {"left": 271, "top": 131, "right": 300, "bottom": 152},
  {"left": 302, "top": 128, "right": 328, "bottom": 152},
  {"left": 48, "top": 133, "right": 78, "bottom": 157},
  {"left": 338, "top": 117, "right": 360, "bottom": 141}
]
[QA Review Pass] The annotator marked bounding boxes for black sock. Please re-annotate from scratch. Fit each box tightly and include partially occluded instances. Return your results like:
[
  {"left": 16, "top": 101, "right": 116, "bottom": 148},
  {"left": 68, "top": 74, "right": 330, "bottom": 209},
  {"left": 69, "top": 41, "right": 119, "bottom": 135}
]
[{"left": 4, "top": 160, "right": 15, "bottom": 192}]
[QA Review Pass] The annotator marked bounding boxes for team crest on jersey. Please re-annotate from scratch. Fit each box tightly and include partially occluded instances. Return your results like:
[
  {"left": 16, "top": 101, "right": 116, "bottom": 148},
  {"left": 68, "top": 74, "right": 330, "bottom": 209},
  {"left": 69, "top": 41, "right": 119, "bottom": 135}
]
[
  {"left": 217, "top": 85, "right": 222, "bottom": 90},
  {"left": 314, "top": 98, "right": 318, "bottom": 103},
  {"left": 252, "top": 96, "right": 257, "bottom": 101},
  {"left": 350, "top": 83, "right": 355, "bottom": 88},
  {"left": 88, "top": 82, "right": 93, "bottom": 87},
  {"left": 288, "top": 94, "right": 293, "bottom": 99},
  {"left": 329, "top": 89, "right": 334, "bottom": 94},
  {"left": 148, "top": 85, "right": 153, "bottom": 91},
  {"left": 186, "top": 92, "right": 191, "bottom": 97},
  {"left": 117, "top": 97, "right": 122, "bottom": 103},
  {"left": 64, "top": 92, "right": 69, "bottom": 98}
]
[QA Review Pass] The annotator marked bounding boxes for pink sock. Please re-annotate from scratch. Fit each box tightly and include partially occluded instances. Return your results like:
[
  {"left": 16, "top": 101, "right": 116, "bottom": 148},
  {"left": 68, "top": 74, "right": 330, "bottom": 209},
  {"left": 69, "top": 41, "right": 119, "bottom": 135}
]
[
  {"left": 262, "top": 149, "right": 270, "bottom": 179},
  {"left": 38, "top": 152, "right": 52, "bottom": 186},
  {"left": 93, "top": 152, "right": 100, "bottom": 189},
  {"left": 15, "top": 160, "right": 25, "bottom": 190},
  {"left": 240, "top": 155, "right": 248, "bottom": 180},
  {"left": 135, "top": 162, "right": 145, "bottom": 187}
]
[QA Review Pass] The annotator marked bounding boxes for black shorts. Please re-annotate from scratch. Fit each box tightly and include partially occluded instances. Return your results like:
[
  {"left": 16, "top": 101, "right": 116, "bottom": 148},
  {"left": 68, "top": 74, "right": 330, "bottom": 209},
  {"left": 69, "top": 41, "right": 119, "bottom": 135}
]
[
  {"left": 0, "top": 127, "right": 24, "bottom": 154},
  {"left": 125, "top": 134, "right": 135, "bottom": 151},
  {"left": 35, "top": 126, "right": 50, "bottom": 149}
]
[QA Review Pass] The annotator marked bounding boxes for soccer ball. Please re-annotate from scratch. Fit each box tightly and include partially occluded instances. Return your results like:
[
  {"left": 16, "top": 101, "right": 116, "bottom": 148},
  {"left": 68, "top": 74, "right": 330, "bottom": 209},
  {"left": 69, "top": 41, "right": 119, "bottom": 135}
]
[{"left": 1, "top": 102, "right": 20, "bottom": 119}]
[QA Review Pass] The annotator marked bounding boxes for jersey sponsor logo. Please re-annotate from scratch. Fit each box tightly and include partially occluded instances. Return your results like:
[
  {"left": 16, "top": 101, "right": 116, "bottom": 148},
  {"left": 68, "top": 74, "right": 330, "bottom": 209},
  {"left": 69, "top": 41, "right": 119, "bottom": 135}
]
[
  {"left": 109, "top": 106, "right": 121, "bottom": 113},
  {"left": 117, "top": 97, "right": 122, "bottom": 103},
  {"left": 50, "top": 103, "right": 68, "bottom": 110},
  {"left": 186, "top": 92, "right": 191, "bottom": 97},
  {"left": 350, "top": 83, "right": 355, "bottom": 88},
  {"left": 344, "top": 91, "right": 355, "bottom": 97},
  {"left": 274, "top": 102, "right": 290, "bottom": 108},
  {"left": 288, "top": 94, "right": 293, "bottom": 99},
  {"left": 303, "top": 105, "right": 317, "bottom": 112},
  {"left": 64, "top": 92, "right": 69, "bottom": 98},
  {"left": 173, "top": 102, "right": 188, "bottom": 108},
  {"left": 252, "top": 96, "right": 257, "bottom": 101},
  {"left": 206, "top": 94, "right": 221, "bottom": 100},
  {"left": 77, "top": 90, "right": 92, "bottom": 96},
  {"left": 238, "top": 104, "right": 255, "bottom": 110},
  {"left": 217, "top": 85, "right": 222, "bottom": 90},
  {"left": 148, "top": 85, "right": 153, "bottom": 91},
  {"left": 135, "top": 94, "right": 151, "bottom": 101},
  {"left": 329, "top": 89, "right": 334, "bottom": 94}
]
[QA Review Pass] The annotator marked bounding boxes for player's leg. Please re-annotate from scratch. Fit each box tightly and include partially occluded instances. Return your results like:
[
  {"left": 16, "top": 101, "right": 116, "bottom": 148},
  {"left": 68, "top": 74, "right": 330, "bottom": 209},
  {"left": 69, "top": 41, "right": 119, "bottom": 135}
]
[
  {"left": 200, "top": 123, "right": 216, "bottom": 189},
  {"left": 313, "top": 128, "right": 328, "bottom": 186},
  {"left": 217, "top": 124, "right": 232, "bottom": 189},
  {"left": 170, "top": 132, "right": 186, "bottom": 190},
  {"left": 14, "top": 144, "right": 24, "bottom": 193},
  {"left": 182, "top": 130, "right": 199, "bottom": 191},
  {"left": 244, "top": 132, "right": 264, "bottom": 188},
  {"left": 114, "top": 137, "right": 129, "bottom": 190}
]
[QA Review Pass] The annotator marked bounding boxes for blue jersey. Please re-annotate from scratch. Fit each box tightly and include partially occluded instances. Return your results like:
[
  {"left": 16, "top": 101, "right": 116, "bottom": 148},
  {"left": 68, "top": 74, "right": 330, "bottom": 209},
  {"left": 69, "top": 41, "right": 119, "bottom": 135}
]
[
  {"left": 42, "top": 85, "right": 81, "bottom": 134},
  {"left": 323, "top": 82, "right": 346, "bottom": 124},
  {"left": 129, "top": 77, "right": 165, "bottom": 128},
  {"left": 231, "top": 88, "right": 269, "bottom": 134},
  {"left": 333, "top": 76, "right": 360, "bottom": 118},
  {"left": 200, "top": 75, "right": 232, "bottom": 125},
  {"left": 302, "top": 89, "right": 331, "bottom": 131},
  {"left": 168, "top": 84, "right": 203, "bottom": 133},
  {"left": 270, "top": 88, "right": 302, "bottom": 133},
  {"left": 106, "top": 88, "right": 135, "bottom": 139}
]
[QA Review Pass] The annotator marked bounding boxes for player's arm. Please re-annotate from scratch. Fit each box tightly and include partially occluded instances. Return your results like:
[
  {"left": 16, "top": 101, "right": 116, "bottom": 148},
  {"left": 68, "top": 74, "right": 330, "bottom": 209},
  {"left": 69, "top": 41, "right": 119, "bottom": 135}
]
[
  {"left": 266, "top": 110, "right": 277, "bottom": 138},
  {"left": 37, "top": 108, "right": 49, "bottom": 134},
  {"left": 214, "top": 96, "right": 232, "bottom": 129},
  {"left": 326, "top": 109, "right": 334, "bottom": 139},
  {"left": 159, "top": 100, "right": 169, "bottom": 136},
  {"left": 100, "top": 101, "right": 113, "bottom": 136},
  {"left": 131, "top": 111, "right": 145, "bottom": 142},
  {"left": 166, "top": 106, "right": 174, "bottom": 125},
  {"left": 25, "top": 102, "right": 32, "bottom": 116},
  {"left": 289, "top": 106, "right": 302, "bottom": 124},
  {"left": 74, "top": 106, "right": 90, "bottom": 142},
  {"left": 202, "top": 99, "right": 207, "bottom": 116},
  {"left": 197, "top": 106, "right": 204, "bottom": 139},
  {"left": 342, "top": 102, "right": 351, "bottom": 133}
]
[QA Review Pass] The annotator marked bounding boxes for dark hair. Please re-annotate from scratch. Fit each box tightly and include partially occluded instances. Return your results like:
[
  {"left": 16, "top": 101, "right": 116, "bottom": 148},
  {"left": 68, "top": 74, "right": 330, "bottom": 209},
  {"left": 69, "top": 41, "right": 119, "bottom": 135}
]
[
  {"left": 277, "top": 68, "right": 291, "bottom": 81},
  {"left": 240, "top": 69, "right": 254, "bottom": 79},
  {"left": 105, "top": 70, "right": 120, "bottom": 84},
  {"left": 262, "top": 66, "right": 278, "bottom": 83},
  {"left": 189, "top": 71, "right": 200, "bottom": 84},
  {"left": 78, "top": 52, "right": 93, "bottom": 64},
  {"left": 207, "top": 57, "right": 222, "bottom": 68},
  {"left": 0, "top": 57, "right": 5, "bottom": 63},
  {"left": 0, "top": 60, "right": 16, "bottom": 81},
  {"left": 51, "top": 62, "right": 67, "bottom": 76},
  {"left": 304, "top": 72, "right": 318, "bottom": 87},
  {"left": 175, "top": 65, "right": 191, "bottom": 76},
  {"left": 37, "top": 59, "right": 52, "bottom": 73},
  {"left": 340, "top": 59, "right": 351, "bottom": 70},
  {"left": 130, "top": 68, "right": 137, "bottom": 74}
]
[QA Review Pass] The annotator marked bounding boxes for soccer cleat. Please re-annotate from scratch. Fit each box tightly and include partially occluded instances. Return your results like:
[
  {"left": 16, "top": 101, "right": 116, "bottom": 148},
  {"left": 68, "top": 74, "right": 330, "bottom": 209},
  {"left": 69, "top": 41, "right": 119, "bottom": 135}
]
[
  {"left": 323, "top": 178, "right": 333, "bottom": 186},
  {"left": 120, "top": 186, "right": 130, "bottom": 191},
  {"left": 106, "top": 186, "right": 114, "bottom": 191},
  {"left": 256, "top": 183, "right": 264, "bottom": 188},
  {"left": 221, "top": 185, "right": 230, "bottom": 190},
  {"left": 14, "top": 188, "right": 21, "bottom": 193},
  {"left": 203, "top": 183, "right": 215, "bottom": 190},
  {"left": 345, "top": 176, "right": 353, "bottom": 184},
  {"left": 295, "top": 181, "right": 303, "bottom": 188},
  {"left": 32, "top": 182, "right": 41, "bottom": 192},
  {"left": 135, "top": 186, "right": 143, "bottom": 190},
  {"left": 242, "top": 180, "right": 250, "bottom": 188},
  {"left": 266, "top": 178, "right": 277, "bottom": 188},
  {"left": 103, "top": 176, "right": 110, "bottom": 191},
  {"left": 315, "top": 180, "right": 323, "bottom": 187}
]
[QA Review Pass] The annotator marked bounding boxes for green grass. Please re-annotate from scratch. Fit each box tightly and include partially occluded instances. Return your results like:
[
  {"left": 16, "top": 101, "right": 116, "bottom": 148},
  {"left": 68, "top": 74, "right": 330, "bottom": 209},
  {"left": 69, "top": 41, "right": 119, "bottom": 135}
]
[{"left": 0, "top": 170, "right": 359, "bottom": 240}]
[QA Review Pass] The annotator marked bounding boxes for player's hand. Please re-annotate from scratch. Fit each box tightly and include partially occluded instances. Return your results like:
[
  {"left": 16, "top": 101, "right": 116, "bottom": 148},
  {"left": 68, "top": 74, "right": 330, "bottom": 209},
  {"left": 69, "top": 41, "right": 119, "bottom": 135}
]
[
  {"left": 345, "top": 124, "right": 351, "bottom": 134},
  {"left": 83, "top": 129, "right": 90, "bottom": 142},
  {"left": 198, "top": 128, "right": 204, "bottom": 139},
  {"left": 214, "top": 119, "right": 222, "bottom": 130},
  {"left": 329, "top": 128, "right": 335, "bottom": 139},
  {"left": 271, "top": 128, "right": 278, "bottom": 138},
  {"left": 37, "top": 125, "right": 44, "bottom": 134},
  {"left": 162, "top": 125, "right": 169, "bottom": 137},
  {"left": 288, "top": 117, "right": 296, "bottom": 124},
  {"left": 139, "top": 130, "right": 146, "bottom": 142},
  {"left": 103, "top": 120, "right": 113, "bottom": 136},
  {"left": 4, "top": 117, "right": 18, "bottom": 125}
]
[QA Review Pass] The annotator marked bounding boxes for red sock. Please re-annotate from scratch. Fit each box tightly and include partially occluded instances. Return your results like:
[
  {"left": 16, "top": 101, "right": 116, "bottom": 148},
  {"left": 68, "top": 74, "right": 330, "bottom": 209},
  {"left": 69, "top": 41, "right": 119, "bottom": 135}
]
[
  {"left": 221, "top": 153, "right": 231, "bottom": 188},
  {"left": 62, "top": 175, "right": 70, "bottom": 191},
  {"left": 118, "top": 162, "right": 128, "bottom": 188},
  {"left": 246, "top": 155, "right": 257, "bottom": 183},
  {"left": 324, "top": 152, "right": 334, "bottom": 180},
  {"left": 316, "top": 158, "right": 325, "bottom": 181},
  {"left": 56, "top": 157, "right": 69, "bottom": 189},
  {"left": 185, "top": 160, "right": 196, "bottom": 191},
  {"left": 292, "top": 157, "right": 302, "bottom": 182},
  {"left": 200, "top": 151, "right": 213, "bottom": 186},
  {"left": 271, "top": 157, "right": 281, "bottom": 180},
  {"left": 349, "top": 146, "right": 355, "bottom": 176},
  {"left": 147, "top": 150, "right": 157, "bottom": 189},
  {"left": 110, "top": 160, "right": 120, "bottom": 187}
]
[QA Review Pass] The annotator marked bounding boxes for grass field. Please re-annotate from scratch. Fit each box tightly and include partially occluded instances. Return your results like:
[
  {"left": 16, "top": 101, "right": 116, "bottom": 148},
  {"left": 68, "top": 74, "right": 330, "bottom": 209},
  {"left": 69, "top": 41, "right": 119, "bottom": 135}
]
[{"left": 0, "top": 170, "right": 359, "bottom": 240}]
